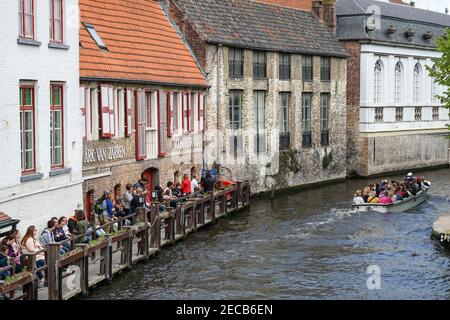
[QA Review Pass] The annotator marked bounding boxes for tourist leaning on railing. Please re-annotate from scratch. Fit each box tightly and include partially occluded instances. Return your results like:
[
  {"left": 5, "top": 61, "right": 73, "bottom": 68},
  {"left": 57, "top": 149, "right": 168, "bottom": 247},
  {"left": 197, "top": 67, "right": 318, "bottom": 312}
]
[
  {"left": 54, "top": 217, "right": 71, "bottom": 253},
  {"left": 40, "top": 220, "right": 67, "bottom": 255},
  {"left": 21, "top": 226, "right": 45, "bottom": 283},
  {"left": 1, "top": 234, "right": 23, "bottom": 273},
  {"left": 0, "top": 245, "right": 11, "bottom": 280}
]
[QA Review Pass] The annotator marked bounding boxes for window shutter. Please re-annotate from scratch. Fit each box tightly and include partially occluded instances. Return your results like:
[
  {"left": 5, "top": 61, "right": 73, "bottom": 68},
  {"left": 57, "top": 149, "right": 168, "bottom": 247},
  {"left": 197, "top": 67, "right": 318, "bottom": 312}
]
[
  {"left": 126, "top": 88, "right": 133, "bottom": 137},
  {"left": 167, "top": 92, "right": 173, "bottom": 137},
  {"left": 183, "top": 92, "right": 188, "bottom": 132},
  {"left": 80, "top": 86, "right": 86, "bottom": 138},
  {"left": 109, "top": 86, "right": 115, "bottom": 137},
  {"left": 100, "top": 84, "right": 111, "bottom": 138},
  {"left": 199, "top": 93, "right": 205, "bottom": 132},
  {"left": 136, "top": 89, "right": 146, "bottom": 160}
]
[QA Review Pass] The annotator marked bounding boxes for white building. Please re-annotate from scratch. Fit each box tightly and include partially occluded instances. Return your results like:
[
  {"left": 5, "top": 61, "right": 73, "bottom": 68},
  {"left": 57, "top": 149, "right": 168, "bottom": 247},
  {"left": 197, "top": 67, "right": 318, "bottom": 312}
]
[
  {"left": 337, "top": 0, "right": 450, "bottom": 176},
  {"left": 0, "top": 0, "right": 82, "bottom": 234}
]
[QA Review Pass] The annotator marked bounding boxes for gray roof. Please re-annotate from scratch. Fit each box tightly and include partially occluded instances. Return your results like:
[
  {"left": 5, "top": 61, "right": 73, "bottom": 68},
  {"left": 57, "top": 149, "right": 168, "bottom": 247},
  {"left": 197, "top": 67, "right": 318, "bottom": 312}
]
[
  {"left": 336, "top": 0, "right": 450, "bottom": 49},
  {"left": 172, "top": 0, "right": 347, "bottom": 58}
]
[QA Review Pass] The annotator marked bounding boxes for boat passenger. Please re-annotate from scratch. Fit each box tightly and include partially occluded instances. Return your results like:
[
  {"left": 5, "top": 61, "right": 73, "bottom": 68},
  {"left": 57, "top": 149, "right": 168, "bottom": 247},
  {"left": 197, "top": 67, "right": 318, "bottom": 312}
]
[
  {"left": 362, "top": 187, "right": 371, "bottom": 203},
  {"left": 367, "top": 191, "right": 380, "bottom": 204},
  {"left": 379, "top": 191, "right": 393, "bottom": 205},
  {"left": 388, "top": 190, "right": 398, "bottom": 203},
  {"left": 353, "top": 190, "right": 365, "bottom": 205}
]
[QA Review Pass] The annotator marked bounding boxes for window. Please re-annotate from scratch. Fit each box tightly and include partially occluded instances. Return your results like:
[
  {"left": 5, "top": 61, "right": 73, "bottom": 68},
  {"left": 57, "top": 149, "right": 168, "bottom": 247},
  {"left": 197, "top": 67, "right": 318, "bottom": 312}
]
[
  {"left": 19, "top": 0, "right": 35, "bottom": 38},
  {"left": 49, "top": 0, "right": 63, "bottom": 43},
  {"left": 19, "top": 85, "right": 35, "bottom": 174},
  {"left": 229, "top": 90, "right": 242, "bottom": 130},
  {"left": 320, "top": 57, "right": 331, "bottom": 81},
  {"left": 190, "top": 93, "right": 197, "bottom": 133},
  {"left": 253, "top": 51, "right": 267, "bottom": 78},
  {"left": 374, "top": 59, "right": 383, "bottom": 105},
  {"left": 229, "top": 90, "right": 243, "bottom": 158},
  {"left": 279, "top": 92, "right": 290, "bottom": 151},
  {"left": 394, "top": 61, "right": 402, "bottom": 104},
  {"left": 302, "top": 55, "right": 313, "bottom": 81},
  {"left": 85, "top": 23, "right": 107, "bottom": 50},
  {"left": 145, "top": 92, "right": 158, "bottom": 159},
  {"left": 50, "top": 84, "right": 64, "bottom": 169},
  {"left": 431, "top": 66, "right": 438, "bottom": 104},
  {"left": 254, "top": 91, "right": 266, "bottom": 154},
  {"left": 279, "top": 53, "right": 291, "bottom": 80},
  {"left": 158, "top": 92, "right": 166, "bottom": 157},
  {"left": 413, "top": 63, "right": 422, "bottom": 104},
  {"left": 229, "top": 48, "right": 244, "bottom": 77},
  {"left": 320, "top": 94, "right": 329, "bottom": 146},
  {"left": 302, "top": 93, "right": 312, "bottom": 148}
]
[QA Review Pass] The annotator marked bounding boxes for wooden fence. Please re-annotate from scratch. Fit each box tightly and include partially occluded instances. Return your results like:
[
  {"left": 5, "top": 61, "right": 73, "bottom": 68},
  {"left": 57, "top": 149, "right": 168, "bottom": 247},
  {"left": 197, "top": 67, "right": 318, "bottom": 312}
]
[{"left": 0, "top": 182, "right": 250, "bottom": 300}]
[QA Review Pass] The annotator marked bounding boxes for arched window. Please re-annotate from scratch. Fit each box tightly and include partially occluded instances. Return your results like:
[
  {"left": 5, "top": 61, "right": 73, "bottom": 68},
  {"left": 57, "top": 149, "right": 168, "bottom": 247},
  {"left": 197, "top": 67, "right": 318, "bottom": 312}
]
[
  {"left": 394, "top": 61, "right": 402, "bottom": 104},
  {"left": 374, "top": 59, "right": 383, "bottom": 104},
  {"left": 431, "top": 65, "right": 438, "bottom": 103},
  {"left": 413, "top": 62, "right": 422, "bottom": 104}
]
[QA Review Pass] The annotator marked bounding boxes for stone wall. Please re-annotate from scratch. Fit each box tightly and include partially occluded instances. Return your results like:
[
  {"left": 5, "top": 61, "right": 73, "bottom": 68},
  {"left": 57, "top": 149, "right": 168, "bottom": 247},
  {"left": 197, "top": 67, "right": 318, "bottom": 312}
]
[
  {"left": 365, "top": 132, "right": 449, "bottom": 176},
  {"left": 204, "top": 45, "right": 347, "bottom": 193}
]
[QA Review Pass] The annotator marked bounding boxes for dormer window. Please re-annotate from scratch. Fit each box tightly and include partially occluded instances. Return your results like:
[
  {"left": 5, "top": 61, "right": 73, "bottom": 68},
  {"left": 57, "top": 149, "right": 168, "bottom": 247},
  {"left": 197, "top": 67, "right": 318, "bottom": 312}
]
[{"left": 84, "top": 23, "right": 107, "bottom": 50}]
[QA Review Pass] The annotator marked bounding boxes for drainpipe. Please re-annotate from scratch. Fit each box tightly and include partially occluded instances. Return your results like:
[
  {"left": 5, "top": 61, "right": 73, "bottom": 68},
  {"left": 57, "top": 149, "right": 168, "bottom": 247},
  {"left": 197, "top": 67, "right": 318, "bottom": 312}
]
[{"left": 216, "top": 44, "right": 223, "bottom": 170}]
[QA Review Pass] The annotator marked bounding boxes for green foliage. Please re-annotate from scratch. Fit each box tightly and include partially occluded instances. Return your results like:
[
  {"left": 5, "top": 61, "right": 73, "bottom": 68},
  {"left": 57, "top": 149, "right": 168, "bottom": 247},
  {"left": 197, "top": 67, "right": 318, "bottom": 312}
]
[{"left": 426, "top": 28, "right": 450, "bottom": 133}]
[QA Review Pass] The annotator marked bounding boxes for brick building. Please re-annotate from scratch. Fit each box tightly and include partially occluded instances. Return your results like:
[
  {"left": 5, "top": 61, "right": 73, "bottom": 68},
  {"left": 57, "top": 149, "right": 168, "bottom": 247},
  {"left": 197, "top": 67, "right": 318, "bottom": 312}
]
[
  {"left": 79, "top": 0, "right": 207, "bottom": 215},
  {"left": 337, "top": 0, "right": 450, "bottom": 177},
  {"left": 0, "top": 0, "right": 83, "bottom": 234},
  {"left": 166, "top": 0, "right": 348, "bottom": 193}
]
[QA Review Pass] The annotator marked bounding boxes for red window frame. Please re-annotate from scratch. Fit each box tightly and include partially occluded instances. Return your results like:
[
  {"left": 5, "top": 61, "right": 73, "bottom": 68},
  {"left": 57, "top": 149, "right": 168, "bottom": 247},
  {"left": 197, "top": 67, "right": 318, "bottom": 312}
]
[
  {"left": 20, "top": 85, "right": 36, "bottom": 175},
  {"left": 19, "top": 0, "right": 35, "bottom": 39},
  {"left": 50, "top": 84, "right": 64, "bottom": 169},
  {"left": 50, "top": 0, "right": 64, "bottom": 43}
]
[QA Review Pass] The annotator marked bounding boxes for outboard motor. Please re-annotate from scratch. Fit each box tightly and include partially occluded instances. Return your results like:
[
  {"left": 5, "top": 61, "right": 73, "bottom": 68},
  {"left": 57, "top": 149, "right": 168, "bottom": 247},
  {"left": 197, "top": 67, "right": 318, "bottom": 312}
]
[{"left": 439, "top": 233, "right": 450, "bottom": 249}]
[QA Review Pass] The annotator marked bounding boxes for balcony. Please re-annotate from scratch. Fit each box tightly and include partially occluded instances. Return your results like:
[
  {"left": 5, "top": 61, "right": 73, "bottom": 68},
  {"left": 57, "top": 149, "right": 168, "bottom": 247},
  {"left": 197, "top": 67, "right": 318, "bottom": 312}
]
[
  {"left": 320, "top": 130, "right": 329, "bottom": 146},
  {"left": 302, "top": 131, "right": 312, "bottom": 148},
  {"left": 279, "top": 132, "right": 291, "bottom": 151}
]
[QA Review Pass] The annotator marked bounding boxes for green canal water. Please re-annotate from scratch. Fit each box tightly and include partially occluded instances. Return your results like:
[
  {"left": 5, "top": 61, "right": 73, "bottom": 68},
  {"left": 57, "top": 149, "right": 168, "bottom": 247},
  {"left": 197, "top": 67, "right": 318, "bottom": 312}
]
[{"left": 86, "top": 168, "right": 450, "bottom": 300}]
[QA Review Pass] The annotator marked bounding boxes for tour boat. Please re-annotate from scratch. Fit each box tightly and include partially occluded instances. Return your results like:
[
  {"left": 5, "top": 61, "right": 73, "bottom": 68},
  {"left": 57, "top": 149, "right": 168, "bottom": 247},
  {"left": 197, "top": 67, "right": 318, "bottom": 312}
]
[{"left": 352, "top": 189, "right": 429, "bottom": 213}]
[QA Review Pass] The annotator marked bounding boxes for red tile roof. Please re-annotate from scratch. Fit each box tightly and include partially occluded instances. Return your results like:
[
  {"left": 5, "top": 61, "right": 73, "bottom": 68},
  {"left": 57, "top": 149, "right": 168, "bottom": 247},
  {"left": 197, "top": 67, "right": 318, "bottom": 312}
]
[{"left": 79, "top": 0, "right": 207, "bottom": 87}]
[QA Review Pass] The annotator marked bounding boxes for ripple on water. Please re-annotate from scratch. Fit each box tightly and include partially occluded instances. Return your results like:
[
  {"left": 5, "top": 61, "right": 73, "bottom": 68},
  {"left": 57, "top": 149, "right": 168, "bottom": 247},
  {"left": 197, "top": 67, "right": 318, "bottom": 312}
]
[{"left": 84, "top": 168, "right": 450, "bottom": 300}]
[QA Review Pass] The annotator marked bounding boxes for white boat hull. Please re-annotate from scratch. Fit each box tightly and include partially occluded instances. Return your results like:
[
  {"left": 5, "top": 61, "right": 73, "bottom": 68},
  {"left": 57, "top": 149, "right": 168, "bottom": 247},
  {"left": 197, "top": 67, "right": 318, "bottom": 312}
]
[{"left": 352, "top": 190, "right": 429, "bottom": 213}]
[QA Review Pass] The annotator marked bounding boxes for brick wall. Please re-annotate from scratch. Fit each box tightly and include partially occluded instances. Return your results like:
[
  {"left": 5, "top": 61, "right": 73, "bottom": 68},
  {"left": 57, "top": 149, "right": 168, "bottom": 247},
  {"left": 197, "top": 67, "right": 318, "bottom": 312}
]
[{"left": 343, "top": 41, "right": 364, "bottom": 177}]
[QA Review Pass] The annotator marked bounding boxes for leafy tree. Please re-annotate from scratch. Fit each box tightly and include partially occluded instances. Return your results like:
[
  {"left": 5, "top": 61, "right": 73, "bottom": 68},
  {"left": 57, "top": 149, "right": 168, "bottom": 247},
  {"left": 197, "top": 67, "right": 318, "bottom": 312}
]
[{"left": 427, "top": 28, "right": 450, "bottom": 132}]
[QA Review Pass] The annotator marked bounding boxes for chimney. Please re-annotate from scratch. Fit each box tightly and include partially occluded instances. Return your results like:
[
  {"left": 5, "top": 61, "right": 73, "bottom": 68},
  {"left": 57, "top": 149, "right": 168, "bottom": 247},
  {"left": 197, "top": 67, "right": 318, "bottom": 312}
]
[
  {"left": 312, "top": 0, "right": 324, "bottom": 21},
  {"left": 323, "top": 0, "right": 337, "bottom": 34},
  {"left": 410, "top": 1, "right": 415, "bottom": 7}
]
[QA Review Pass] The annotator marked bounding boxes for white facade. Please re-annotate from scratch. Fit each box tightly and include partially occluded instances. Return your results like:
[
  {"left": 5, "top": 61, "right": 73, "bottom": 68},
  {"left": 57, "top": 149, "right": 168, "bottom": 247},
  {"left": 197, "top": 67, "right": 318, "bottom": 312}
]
[
  {"left": 0, "top": 0, "right": 82, "bottom": 234},
  {"left": 359, "top": 44, "right": 449, "bottom": 133}
]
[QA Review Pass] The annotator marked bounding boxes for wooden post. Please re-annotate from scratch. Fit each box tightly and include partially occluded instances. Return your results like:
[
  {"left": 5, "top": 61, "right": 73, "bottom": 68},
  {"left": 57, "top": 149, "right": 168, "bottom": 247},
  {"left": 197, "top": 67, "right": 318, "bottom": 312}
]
[
  {"left": 150, "top": 204, "right": 160, "bottom": 249},
  {"left": 200, "top": 200, "right": 205, "bottom": 226},
  {"left": 23, "top": 254, "right": 37, "bottom": 300},
  {"left": 236, "top": 181, "right": 243, "bottom": 206},
  {"left": 104, "top": 234, "right": 113, "bottom": 282},
  {"left": 211, "top": 195, "right": 216, "bottom": 222},
  {"left": 47, "top": 243, "right": 61, "bottom": 300},
  {"left": 75, "top": 244, "right": 89, "bottom": 296},
  {"left": 175, "top": 206, "right": 182, "bottom": 235}
]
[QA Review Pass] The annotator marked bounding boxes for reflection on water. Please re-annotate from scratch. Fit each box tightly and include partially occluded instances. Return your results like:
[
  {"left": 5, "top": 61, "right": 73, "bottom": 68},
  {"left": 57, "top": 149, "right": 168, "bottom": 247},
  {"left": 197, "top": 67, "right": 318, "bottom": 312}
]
[{"left": 86, "top": 168, "right": 450, "bottom": 300}]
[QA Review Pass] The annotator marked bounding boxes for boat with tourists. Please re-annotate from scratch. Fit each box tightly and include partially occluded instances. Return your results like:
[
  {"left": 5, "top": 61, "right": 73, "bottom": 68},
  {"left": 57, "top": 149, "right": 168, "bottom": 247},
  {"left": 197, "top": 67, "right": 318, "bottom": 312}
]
[{"left": 351, "top": 172, "right": 431, "bottom": 213}]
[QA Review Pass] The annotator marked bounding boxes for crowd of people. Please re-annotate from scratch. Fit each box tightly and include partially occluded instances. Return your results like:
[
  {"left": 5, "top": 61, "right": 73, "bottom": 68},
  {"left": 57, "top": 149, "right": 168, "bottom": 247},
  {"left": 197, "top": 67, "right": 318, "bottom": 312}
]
[
  {"left": 0, "top": 170, "right": 230, "bottom": 287},
  {"left": 353, "top": 172, "right": 431, "bottom": 205}
]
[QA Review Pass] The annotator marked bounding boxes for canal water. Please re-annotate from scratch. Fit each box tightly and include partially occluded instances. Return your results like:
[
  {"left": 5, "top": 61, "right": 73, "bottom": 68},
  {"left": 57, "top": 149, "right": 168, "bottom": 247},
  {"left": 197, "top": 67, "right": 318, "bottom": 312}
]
[{"left": 86, "top": 168, "right": 450, "bottom": 300}]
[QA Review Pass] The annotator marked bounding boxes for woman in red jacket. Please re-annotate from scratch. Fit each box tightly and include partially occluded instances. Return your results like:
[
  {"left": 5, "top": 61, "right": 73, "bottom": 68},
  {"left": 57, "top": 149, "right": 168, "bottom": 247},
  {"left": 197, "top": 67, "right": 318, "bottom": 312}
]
[{"left": 181, "top": 174, "right": 191, "bottom": 195}]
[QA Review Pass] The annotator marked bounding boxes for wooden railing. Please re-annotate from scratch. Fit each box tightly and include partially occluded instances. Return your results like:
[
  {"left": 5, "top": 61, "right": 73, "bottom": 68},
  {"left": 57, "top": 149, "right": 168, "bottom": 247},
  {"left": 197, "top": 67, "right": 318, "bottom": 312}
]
[{"left": 0, "top": 181, "right": 250, "bottom": 300}]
